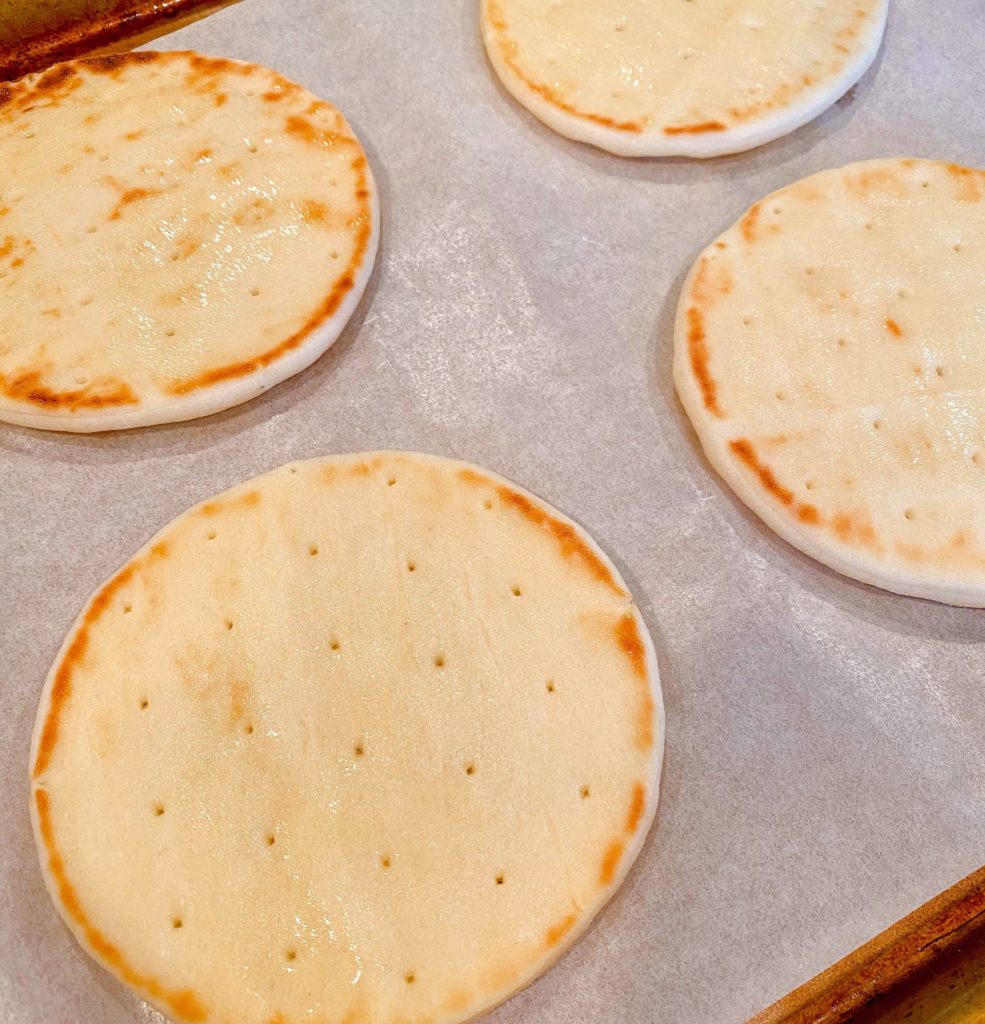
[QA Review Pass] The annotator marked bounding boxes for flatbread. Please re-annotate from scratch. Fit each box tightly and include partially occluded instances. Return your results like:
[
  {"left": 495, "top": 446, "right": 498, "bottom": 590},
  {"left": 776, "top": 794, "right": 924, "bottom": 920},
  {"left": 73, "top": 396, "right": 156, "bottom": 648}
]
[
  {"left": 481, "top": 0, "right": 888, "bottom": 157},
  {"left": 0, "top": 52, "right": 378, "bottom": 431},
  {"left": 30, "top": 452, "right": 663, "bottom": 1024},
  {"left": 674, "top": 158, "right": 985, "bottom": 606}
]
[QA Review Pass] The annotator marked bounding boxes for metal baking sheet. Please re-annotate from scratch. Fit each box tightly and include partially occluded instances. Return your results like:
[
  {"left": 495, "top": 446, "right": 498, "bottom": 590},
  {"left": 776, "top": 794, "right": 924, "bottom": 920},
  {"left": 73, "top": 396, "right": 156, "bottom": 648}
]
[{"left": 2, "top": 2, "right": 984, "bottom": 1022}]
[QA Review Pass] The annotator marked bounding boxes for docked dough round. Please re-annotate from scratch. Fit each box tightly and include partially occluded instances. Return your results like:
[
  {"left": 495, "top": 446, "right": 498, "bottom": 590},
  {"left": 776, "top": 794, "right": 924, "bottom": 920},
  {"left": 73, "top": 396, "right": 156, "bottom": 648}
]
[
  {"left": 0, "top": 52, "right": 378, "bottom": 431},
  {"left": 481, "top": 0, "right": 888, "bottom": 157},
  {"left": 674, "top": 159, "right": 985, "bottom": 606},
  {"left": 30, "top": 452, "right": 663, "bottom": 1024}
]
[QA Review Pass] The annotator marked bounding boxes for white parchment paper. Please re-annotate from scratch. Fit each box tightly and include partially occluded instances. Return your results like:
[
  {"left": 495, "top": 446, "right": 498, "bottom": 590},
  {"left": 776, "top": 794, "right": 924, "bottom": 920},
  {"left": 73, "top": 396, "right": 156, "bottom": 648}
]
[{"left": 2, "top": 2, "right": 984, "bottom": 1022}]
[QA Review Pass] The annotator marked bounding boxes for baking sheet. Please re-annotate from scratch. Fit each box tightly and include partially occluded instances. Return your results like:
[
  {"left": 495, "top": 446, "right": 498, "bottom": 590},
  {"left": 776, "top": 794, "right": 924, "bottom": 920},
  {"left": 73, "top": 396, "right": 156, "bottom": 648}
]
[{"left": 2, "top": 2, "right": 984, "bottom": 1022}]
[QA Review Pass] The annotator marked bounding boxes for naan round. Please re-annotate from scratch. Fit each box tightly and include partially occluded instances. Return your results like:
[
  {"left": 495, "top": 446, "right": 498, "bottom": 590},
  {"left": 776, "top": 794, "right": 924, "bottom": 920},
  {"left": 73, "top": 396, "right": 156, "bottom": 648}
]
[
  {"left": 30, "top": 452, "right": 663, "bottom": 1023},
  {"left": 481, "top": 0, "right": 888, "bottom": 157},
  {"left": 674, "top": 158, "right": 985, "bottom": 606},
  {"left": 0, "top": 52, "right": 378, "bottom": 431}
]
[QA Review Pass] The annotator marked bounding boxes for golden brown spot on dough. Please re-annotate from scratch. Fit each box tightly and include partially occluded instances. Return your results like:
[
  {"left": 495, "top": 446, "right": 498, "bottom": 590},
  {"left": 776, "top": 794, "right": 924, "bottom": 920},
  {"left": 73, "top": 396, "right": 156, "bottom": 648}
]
[
  {"left": 0, "top": 369, "right": 137, "bottom": 411},
  {"left": 41, "top": 308, "right": 62, "bottom": 318},
  {"left": 544, "top": 913, "right": 577, "bottom": 948},
  {"left": 124, "top": 129, "right": 144, "bottom": 141},
  {"left": 109, "top": 187, "right": 163, "bottom": 221},
  {"left": 83, "top": 113, "right": 99, "bottom": 125},
  {"left": 831, "top": 513, "right": 879, "bottom": 550},
  {"left": 740, "top": 203, "right": 762, "bottom": 244},
  {"left": 299, "top": 199, "right": 330, "bottom": 224},
  {"left": 229, "top": 680, "right": 248, "bottom": 728},
  {"left": 847, "top": 165, "right": 910, "bottom": 199},
  {"left": 496, "top": 485, "right": 627, "bottom": 597},
  {"left": 953, "top": 530, "right": 971, "bottom": 548},
  {"left": 266, "top": 1013, "right": 287, "bottom": 1024},
  {"left": 214, "top": 92, "right": 228, "bottom": 107},
  {"left": 263, "top": 90, "right": 286, "bottom": 102},
  {"left": 616, "top": 613, "right": 655, "bottom": 751},
  {"left": 351, "top": 462, "right": 371, "bottom": 477},
  {"left": 457, "top": 467, "right": 487, "bottom": 489},
  {"left": 615, "top": 614, "right": 646, "bottom": 680},
  {"left": 170, "top": 237, "right": 201, "bottom": 261},
  {"left": 834, "top": 42, "right": 850, "bottom": 53},
  {"left": 192, "top": 148, "right": 212, "bottom": 163},
  {"left": 664, "top": 120, "right": 727, "bottom": 136},
  {"left": 625, "top": 782, "right": 646, "bottom": 834},
  {"left": 885, "top": 318, "right": 903, "bottom": 338},
  {"left": 729, "top": 439, "right": 823, "bottom": 529},
  {"left": 443, "top": 990, "right": 472, "bottom": 1014},
  {"left": 686, "top": 306, "right": 721, "bottom": 417},
  {"left": 83, "top": 52, "right": 154, "bottom": 76},
  {"left": 218, "top": 162, "right": 240, "bottom": 180},
  {"left": 485, "top": 0, "right": 644, "bottom": 134},
  {"left": 599, "top": 840, "right": 625, "bottom": 885},
  {"left": 895, "top": 541, "right": 924, "bottom": 562},
  {"left": 284, "top": 114, "right": 350, "bottom": 147},
  {"left": 945, "top": 163, "right": 985, "bottom": 202}
]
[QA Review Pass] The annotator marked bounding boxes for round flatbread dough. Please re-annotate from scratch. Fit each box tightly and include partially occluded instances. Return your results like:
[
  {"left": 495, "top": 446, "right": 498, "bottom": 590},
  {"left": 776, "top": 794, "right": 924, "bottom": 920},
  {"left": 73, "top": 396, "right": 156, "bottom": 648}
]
[
  {"left": 481, "top": 0, "right": 888, "bottom": 158},
  {"left": 674, "top": 158, "right": 985, "bottom": 606},
  {"left": 0, "top": 52, "right": 378, "bottom": 431},
  {"left": 30, "top": 452, "right": 663, "bottom": 1024}
]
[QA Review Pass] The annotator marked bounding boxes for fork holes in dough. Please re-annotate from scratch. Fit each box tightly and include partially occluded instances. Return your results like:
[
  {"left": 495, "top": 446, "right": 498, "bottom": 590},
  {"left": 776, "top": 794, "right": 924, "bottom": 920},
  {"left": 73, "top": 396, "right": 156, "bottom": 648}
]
[
  {"left": 405, "top": 973, "right": 416, "bottom": 985},
  {"left": 580, "top": 785, "right": 591, "bottom": 799},
  {"left": 309, "top": 544, "right": 318, "bottom": 556},
  {"left": 434, "top": 654, "right": 445, "bottom": 668},
  {"left": 904, "top": 509, "right": 915, "bottom": 521},
  {"left": 465, "top": 762, "right": 476, "bottom": 776},
  {"left": 172, "top": 917, "right": 183, "bottom": 929},
  {"left": 511, "top": 585, "right": 522, "bottom": 597},
  {"left": 265, "top": 834, "right": 276, "bottom": 846},
  {"left": 546, "top": 680, "right": 556, "bottom": 693},
  {"left": 153, "top": 802, "right": 165, "bottom": 817},
  {"left": 495, "top": 874, "right": 505, "bottom": 885}
]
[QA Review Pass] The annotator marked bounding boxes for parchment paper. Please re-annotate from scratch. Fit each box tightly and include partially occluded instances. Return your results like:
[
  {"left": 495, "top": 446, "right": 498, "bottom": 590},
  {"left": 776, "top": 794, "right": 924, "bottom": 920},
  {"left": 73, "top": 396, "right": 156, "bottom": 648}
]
[{"left": 2, "top": 2, "right": 984, "bottom": 1022}]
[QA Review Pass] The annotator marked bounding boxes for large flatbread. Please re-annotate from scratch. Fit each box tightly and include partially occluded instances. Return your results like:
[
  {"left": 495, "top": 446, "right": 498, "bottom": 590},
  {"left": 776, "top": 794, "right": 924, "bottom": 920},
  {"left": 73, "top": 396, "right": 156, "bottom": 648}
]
[
  {"left": 481, "top": 0, "right": 888, "bottom": 157},
  {"left": 0, "top": 52, "right": 378, "bottom": 431},
  {"left": 674, "top": 158, "right": 985, "bottom": 606},
  {"left": 30, "top": 452, "right": 663, "bottom": 1023}
]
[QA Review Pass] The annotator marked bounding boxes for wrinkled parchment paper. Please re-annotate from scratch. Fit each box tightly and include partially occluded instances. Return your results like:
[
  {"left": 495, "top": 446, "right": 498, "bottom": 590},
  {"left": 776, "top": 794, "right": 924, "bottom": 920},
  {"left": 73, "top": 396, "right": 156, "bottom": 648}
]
[{"left": 2, "top": 2, "right": 984, "bottom": 1021}]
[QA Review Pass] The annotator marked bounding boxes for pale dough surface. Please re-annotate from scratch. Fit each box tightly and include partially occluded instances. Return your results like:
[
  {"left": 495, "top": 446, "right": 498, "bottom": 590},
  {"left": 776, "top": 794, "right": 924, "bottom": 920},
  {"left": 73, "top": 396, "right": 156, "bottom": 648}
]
[
  {"left": 30, "top": 452, "right": 663, "bottom": 1024},
  {"left": 481, "top": 0, "right": 888, "bottom": 157},
  {"left": 0, "top": 52, "right": 378, "bottom": 431},
  {"left": 674, "top": 158, "right": 985, "bottom": 606}
]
